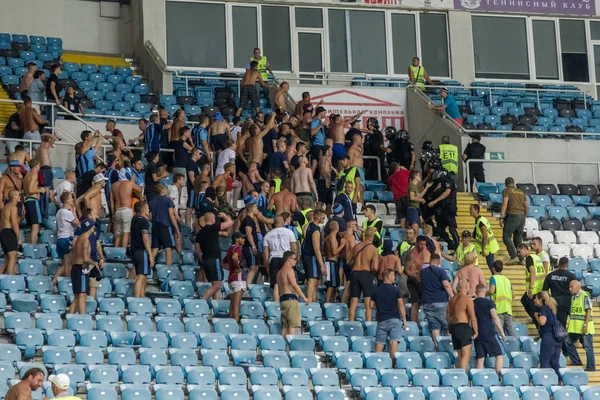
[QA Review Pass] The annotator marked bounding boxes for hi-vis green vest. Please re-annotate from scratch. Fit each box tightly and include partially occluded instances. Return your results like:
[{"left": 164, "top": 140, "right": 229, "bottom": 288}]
[
  {"left": 297, "top": 208, "right": 313, "bottom": 242},
  {"left": 538, "top": 250, "right": 550, "bottom": 274},
  {"left": 251, "top": 56, "right": 268, "bottom": 80},
  {"left": 409, "top": 65, "right": 426, "bottom": 90},
  {"left": 526, "top": 253, "right": 546, "bottom": 294},
  {"left": 338, "top": 167, "right": 358, "bottom": 200},
  {"left": 456, "top": 242, "right": 478, "bottom": 266},
  {"left": 363, "top": 217, "right": 384, "bottom": 253},
  {"left": 272, "top": 178, "right": 281, "bottom": 194},
  {"left": 568, "top": 291, "right": 595, "bottom": 335},
  {"left": 491, "top": 274, "right": 513, "bottom": 315},
  {"left": 473, "top": 216, "right": 500, "bottom": 255},
  {"left": 399, "top": 241, "right": 414, "bottom": 257},
  {"left": 439, "top": 144, "right": 459, "bottom": 174}
]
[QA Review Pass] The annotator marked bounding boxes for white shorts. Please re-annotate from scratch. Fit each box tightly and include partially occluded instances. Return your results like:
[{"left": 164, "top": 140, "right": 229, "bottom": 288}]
[
  {"left": 229, "top": 280, "right": 247, "bottom": 293},
  {"left": 115, "top": 207, "right": 134, "bottom": 235}
]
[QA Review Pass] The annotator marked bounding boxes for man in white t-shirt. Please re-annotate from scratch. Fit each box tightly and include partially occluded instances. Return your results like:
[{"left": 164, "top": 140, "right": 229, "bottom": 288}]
[
  {"left": 50, "top": 171, "right": 76, "bottom": 208},
  {"left": 230, "top": 117, "right": 242, "bottom": 143},
  {"left": 215, "top": 140, "right": 236, "bottom": 176},
  {"left": 263, "top": 215, "right": 298, "bottom": 301},
  {"left": 53, "top": 191, "right": 80, "bottom": 285},
  {"left": 167, "top": 173, "right": 188, "bottom": 214}
]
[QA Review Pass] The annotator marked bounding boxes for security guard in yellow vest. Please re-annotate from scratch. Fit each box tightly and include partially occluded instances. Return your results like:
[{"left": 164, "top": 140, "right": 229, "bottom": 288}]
[
  {"left": 487, "top": 261, "right": 517, "bottom": 337},
  {"left": 531, "top": 236, "right": 551, "bottom": 275},
  {"left": 48, "top": 373, "right": 76, "bottom": 400},
  {"left": 565, "top": 279, "right": 596, "bottom": 371},
  {"left": 362, "top": 204, "right": 384, "bottom": 253},
  {"left": 439, "top": 136, "right": 459, "bottom": 180},
  {"left": 408, "top": 57, "right": 432, "bottom": 91},
  {"left": 443, "top": 230, "right": 479, "bottom": 267},
  {"left": 470, "top": 204, "right": 500, "bottom": 271},
  {"left": 518, "top": 243, "right": 546, "bottom": 327},
  {"left": 248, "top": 48, "right": 272, "bottom": 82}
]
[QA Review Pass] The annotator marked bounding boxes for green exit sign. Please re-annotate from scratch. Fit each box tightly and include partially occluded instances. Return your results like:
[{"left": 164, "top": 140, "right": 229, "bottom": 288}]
[{"left": 486, "top": 152, "right": 505, "bottom": 160}]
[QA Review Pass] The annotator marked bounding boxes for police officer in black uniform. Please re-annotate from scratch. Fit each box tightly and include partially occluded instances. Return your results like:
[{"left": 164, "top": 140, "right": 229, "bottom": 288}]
[
  {"left": 428, "top": 169, "right": 459, "bottom": 251},
  {"left": 364, "top": 118, "right": 386, "bottom": 181},
  {"left": 463, "top": 133, "right": 486, "bottom": 191},
  {"left": 420, "top": 141, "right": 439, "bottom": 172},
  {"left": 384, "top": 127, "right": 415, "bottom": 170},
  {"left": 421, "top": 158, "right": 441, "bottom": 231}
]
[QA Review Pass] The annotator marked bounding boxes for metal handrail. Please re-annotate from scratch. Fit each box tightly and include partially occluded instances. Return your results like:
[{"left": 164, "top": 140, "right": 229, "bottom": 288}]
[
  {"left": 465, "top": 159, "right": 600, "bottom": 192},
  {"left": 145, "top": 40, "right": 168, "bottom": 72},
  {"left": 463, "top": 129, "right": 600, "bottom": 138},
  {"left": 409, "top": 84, "right": 464, "bottom": 132}
]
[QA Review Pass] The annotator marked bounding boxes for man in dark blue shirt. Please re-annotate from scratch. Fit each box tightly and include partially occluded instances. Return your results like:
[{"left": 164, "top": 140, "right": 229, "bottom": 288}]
[
  {"left": 420, "top": 254, "right": 454, "bottom": 351},
  {"left": 325, "top": 203, "right": 346, "bottom": 236},
  {"left": 144, "top": 113, "right": 166, "bottom": 154},
  {"left": 144, "top": 152, "right": 169, "bottom": 203},
  {"left": 474, "top": 283, "right": 506, "bottom": 375},
  {"left": 185, "top": 148, "right": 202, "bottom": 225},
  {"left": 370, "top": 268, "right": 407, "bottom": 361},
  {"left": 149, "top": 184, "right": 179, "bottom": 266},
  {"left": 334, "top": 180, "right": 355, "bottom": 220}
]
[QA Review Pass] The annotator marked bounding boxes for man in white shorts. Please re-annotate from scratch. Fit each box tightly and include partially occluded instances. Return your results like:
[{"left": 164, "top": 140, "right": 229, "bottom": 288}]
[
  {"left": 110, "top": 172, "right": 142, "bottom": 249},
  {"left": 225, "top": 232, "right": 247, "bottom": 322}
]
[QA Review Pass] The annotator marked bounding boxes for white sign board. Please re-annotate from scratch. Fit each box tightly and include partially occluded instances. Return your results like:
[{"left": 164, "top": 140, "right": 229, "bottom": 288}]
[{"left": 289, "top": 87, "right": 407, "bottom": 131}]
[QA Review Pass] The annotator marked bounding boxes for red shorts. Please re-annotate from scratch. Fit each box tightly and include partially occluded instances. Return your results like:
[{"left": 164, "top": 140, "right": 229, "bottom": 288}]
[
  {"left": 454, "top": 118, "right": 463, "bottom": 126},
  {"left": 226, "top": 176, "right": 233, "bottom": 192}
]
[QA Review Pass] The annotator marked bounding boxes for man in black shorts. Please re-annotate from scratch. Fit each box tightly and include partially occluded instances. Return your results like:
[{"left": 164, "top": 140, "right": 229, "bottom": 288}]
[
  {"left": 349, "top": 229, "right": 379, "bottom": 322},
  {"left": 447, "top": 279, "right": 479, "bottom": 372},
  {"left": 131, "top": 201, "right": 154, "bottom": 298},
  {"left": 473, "top": 283, "right": 506, "bottom": 375},
  {"left": 70, "top": 218, "right": 98, "bottom": 314},
  {"left": 302, "top": 209, "right": 327, "bottom": 303},
  {"left": 23, "top": 160, "right": 45, "bottom": 244},
  {"left": 0, "top": 190, "right": 21, "bottom": 275},
  {"left": 195, "top": 211, "right": 233, "bottom": 301}
]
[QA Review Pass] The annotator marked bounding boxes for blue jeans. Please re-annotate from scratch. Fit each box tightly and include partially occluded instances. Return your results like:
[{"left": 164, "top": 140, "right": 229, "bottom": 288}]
[
  {"left": 423, "top": 302, "right": 448, "bottom": 333},
  {"left": 375, "top": 318, "right": 402, "bottom": 345},
  {"left": 539, "top": 333, "right": 562, "bottom": 377},
  {"left": 564, "top": 333, "right": 596, "bottom": 371},
  {"left": 485, "top": 253, "right": 495, "bottom": 272}
]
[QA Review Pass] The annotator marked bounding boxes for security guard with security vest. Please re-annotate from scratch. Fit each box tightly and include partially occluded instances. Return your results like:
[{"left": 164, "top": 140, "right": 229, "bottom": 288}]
[
  {"left": 518, "top": 243, "right": 546, "bottom": 328},
  {"left": 337, "top": 155, "right": 361, "bottom": 205},
  {"left": 564, "top": 279, "right": 596, "bottom": 371},
  {"left": 247, "top": 48, "right": 273, "bottom": 96},
  {"left": 439, "top": 136, "right": 458, "bottom": 181},
  {"left": 470, "top": 203, "right": 500, "bottom": 271},
  {"left": 408, "top": 57, "right": 433, "bottom": 91},
  {"left": 361, "top": 204, "right": 384, "bottom": 253},
  {"left": 487, "top": 261, "right": 517, "bottom": 337},
  {"left": 442, "top": 230, "right": 478, "bottom": 267}
]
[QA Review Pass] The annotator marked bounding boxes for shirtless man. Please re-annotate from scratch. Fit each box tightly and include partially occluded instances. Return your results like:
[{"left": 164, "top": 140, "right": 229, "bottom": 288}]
[
  {"left": 347, "top": 133, "right": 365, "bottom": 204},
  {"left": 447, "top": 279, "right": 479, "bottom": 372},
  {"left": 0, "top": 161, "right": 24, "bottom": 214},
  {"left": 277, "top": 250, "right": 310, "bottom": 338},
  {"left": 324, "top": 220, "right": 346, "bottom": 303},
  {"left": 3, "top": 367, "right": 44, "bottom": 400},
  {"left": 341, "top": 219, "right": 359, "bottom": 304},
  {"left": 212, "top": 163, "right": 234, "bottom": 192},
  {"left": 23, "top": 160, "right": 45, "bottom": 244},
  {"left": 8, "top": 145, "right": 31, "bottom": 177},
  {"left": 247, "top": 114, "right": 276, "bottom": 168},
  {"left": 406, "top": 236, "right": 430, "bottom": 322},
  {"left": 452, "top": 252, "right": 486, "bottom": 296},
  {"left": 378, "top": 239, "right": 401, "bottom": 285},
  {"left": 291, "top": 156, "right": 318, "bottom": 208},
  {"left": 267, "top": 179, "right": 297, "bottom": 215},
  {"left": 76, "top": 173, "right": 107, "bottom": 220},
  {"left": 423, "top": 224, "right": 442, "bottom": 256},
  {"left": 69, "top": 217, "right": 98, "bottom": 314},
  {"left": 317, "top": 146, "right": 335, "bottom": 214},
  {"left": 19, "top": 95, "right": 48, "bottom": 151},
  {"left": 111, "top": 175, "right": 143, "bottom": 249},
  {"left": 208, "top": 112, "right": 232, "bottom": 152},
  {"left": 236, "top": 61, "right": 269, "bottom": 117},
  {"left": 274, "top": 82, "right": 289, "bottom": 114},
  {"left": 330, "top": 111, "right": 365, "bottom": 168},
  {"left": 19, "top": 62, "right": 37, "bottom": 97},
  {"left": 348, "top": 228, "right": 379, "bottom": 322},
  {"left": 235, "top": 126, "right": 249, "bottom": 175},
  {"left": 35, "top": 133, "right": 58, "bottom": 218},
  {"left": 0, "top": 190, "right": 21, "bottom": 275}
]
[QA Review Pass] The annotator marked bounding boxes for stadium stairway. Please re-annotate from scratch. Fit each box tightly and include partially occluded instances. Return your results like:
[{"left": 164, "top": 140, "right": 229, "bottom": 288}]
[
  {"left": 0, "top": 85, "right": 15, "bottom": 132},
  {"left": 460, "top": 191, "right": 600, "bottom": 382}
]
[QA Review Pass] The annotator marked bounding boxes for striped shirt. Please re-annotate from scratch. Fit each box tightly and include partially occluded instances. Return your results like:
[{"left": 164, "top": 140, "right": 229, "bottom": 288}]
[
  {"left": 75, "top": 148, "right": 96, "bottom": 179},
  {"left": 144, "top": 123, "right": 163, "bottom": 153}
]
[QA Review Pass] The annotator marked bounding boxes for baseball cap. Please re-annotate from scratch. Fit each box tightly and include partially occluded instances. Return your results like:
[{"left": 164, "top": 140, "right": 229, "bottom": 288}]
[
  {"left": 332, "top": 203, "right": 343, "bottom": 214},
  {"left": 315, "top": 106, "right": 326, "bottom": 114},
  {"left": 9, "top": 160, "right": 20, "bottom": 167},
  {"left": 232, "top": 232, "right": 246, "bottom": 241},
  {"left": 461, "top": 230, "right": 471, "bottom": 238},
  {"left": 80, "top": 218, "right": 95, "bottom": 233},
  {"left": 48, "top": 374, "right": 70, "bottom": 390},
  {"left": 93, "top": 173, "right": 108, "bottom": 183}
]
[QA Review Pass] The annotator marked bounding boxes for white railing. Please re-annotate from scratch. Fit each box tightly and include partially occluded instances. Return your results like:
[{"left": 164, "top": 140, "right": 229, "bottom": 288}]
[
  {"left": 464, "top": 129, "right": 600, "bottom": 139},
  {"left": 465, "top": 159, "right": 600, "bottom": 192}
]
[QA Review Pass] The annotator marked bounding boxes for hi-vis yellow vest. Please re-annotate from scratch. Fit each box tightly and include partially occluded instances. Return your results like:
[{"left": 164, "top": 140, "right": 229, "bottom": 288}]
[
  {"left": 526, "top": 253, "right": 546, "bottom": 294},
  {"left": 272, "top": 178, "right": 281, "bottom": 194},
  {"left": 297, "top": 208, "right": 313, "bottom": 242},
  {"left": 439, "top": 144, "right": 459, "bottom": 174},
  {"left": 363, "top": 217, "right": 383, "bottom": 253},
  {"left": 251, "top": 56, "right": 268, "bottom": 80},
  {"left": 409, "top": 65, "right": 425, "bottom": 90},
  {"left": 473, "top": 216, "right": 500, "bottom": 255},
  {"left": 399, "top": 241, "right": 414, "bottom": 257},
  {"left": 492, "top": 274, "right": 513, "bottom": 315},
  {"left": 338, "top": 167, "right": 358, "bottom": 200},
  {"left": 456, "top": 242, "right": 478, "bottom": 266},
  {"left": 568, "top": 291, "right": 595, "bottom": 335}
]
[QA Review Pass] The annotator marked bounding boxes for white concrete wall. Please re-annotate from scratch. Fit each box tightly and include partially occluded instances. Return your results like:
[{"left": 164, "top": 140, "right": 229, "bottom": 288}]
[{"left": 2, "top": 0, "right": 132, "bottom": 55}]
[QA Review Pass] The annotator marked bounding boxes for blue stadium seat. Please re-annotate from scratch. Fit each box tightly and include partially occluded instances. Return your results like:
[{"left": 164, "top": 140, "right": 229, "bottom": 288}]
[
  {"left": 551, "top": 386, "right": 580, "bottom": 400},
  {"left": 395, "top": 388, "right": 425, "bottom": 400},
  {"left": 395, "top": 352, "right": 423, "bottom": 373},
  {"left": 262, "top": 351, "right": 290, "bottom": 372},
  {"left": 127, "top": 297, "right": 153, "bottom": 316},
  {"left": 521, "top": 387, "right": 550, "bottom": 400},
  {"left": 98, "top": 297, "right": 125, "bottom": 315},
  {"left": 189, "top": 387, "right": 218, "bottom": 400},
  {"left": 140, "top": 332, "right": 169, "bottom": 349},
  {"left": 41, "top": 346, "right": 71, "bottom": 368},
  {"left": 249, "top": 285, "right": 273, "bottom": 305},
  {"left": 155, "top": 316, "right": 184, "bottom": 334},
  {"left": 560, "top": 368, "right": 588, "bottom": 389},
  {"left": 107, "top": 347, "right": 136, "bottom": 367},
  {"left": 511, "top": 352, "right": 537, "bottom": 371},
  {"left": 351, "top": 337, "right": 375, "bottom": 354},
  {"left": 201, "top": 350, "right": 230, "bottom": 373},
  {"left": 156, "top": 298, "right": 182, "bottom": 317},
  {"left": 259, "top": 334, "right": 286, "bottom": 351},
  {"left": 501, "top": 368, "right": 529, "bottom": 392},
  {"left": 458, "top": 387, "right": 488, "bottom": 400},
  {"left": 364, "top": 352, "right": 392, "bottom": 376},
  {"left": 424, "top": 352, "right": 451, "bottom": 371},
  {"left": 46, "top": 330, "right": 76, "bottom": 348},
  {"left": 350, "top": 369, "right": 378, "bottom": 397},
  {"left": 290, "top": 351, "right": 318, "bottom": 374},
  {"left": 470, "top": 369, "right": 500, "bottom": 396},
  {"left": 339, "top": 321, "right": 364, "bottom": 337},
  {"left": 89, "top": 365, "right": 120, "bottom": 384},
  {"left": 74, "top": 346, "right": 104, "bottom": 367},
  {"left": 138, "top": 348, "right": 167, "bottom": 369},
  {"left": 79, "top": 330, "right": 108, "bottom": 348},
  {"left": 185, "top": 366, "right": 215, "bottom": 385},
  {"left": 309, "top": 321, "right": 334, "bottom": 340},
  {"left": 240, "top": 301, "right": 265, "bottom": 319},
  {"left": 170, "top": 332, "right": 198, "bottom": 349},
  {"left": 184, "top": 318, "right": 211, "bottom": 337},
  {"left": 88, "top": 385, "right": 118, "bottom": 400},
  {"left": 154, "top": 365, "right": 185, "bottom": 384},
  {"left": 250, "top": 367, "right": 278, "bottom": 387},
  {"left": 301, "top": 303, "right": 323, "bottom": 322},
  {"left": 490, "top": 387, "right": 519, "bottom": 400},
  {"left": 214, "top": 318, "right": 240, "bottom": 337},
  {"left": 335, "top": 352, "right": 363, "bottom": 375},
  {"left": 281, "top": 367, "right": 309, "bottom": 387},
  {"left": 287, "top": 335, "right": 315, "bottom": 352},
  {"left": 531, "top": 368, "right": 558, "bottom": 393},
  {"left": 121, "top": 384, "right": 151, "bottom": 400}
]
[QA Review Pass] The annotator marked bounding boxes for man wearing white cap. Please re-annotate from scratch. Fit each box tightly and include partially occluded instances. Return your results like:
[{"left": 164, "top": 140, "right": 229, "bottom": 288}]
[
  {"left": 47, "top": 374, "right": 74, "bottom": 399},
  {"left": 110, "top": 168, "right": 142, "bottom": 250},
  {"left": 76, "top": 173, "right": 107, "bottom": 224}
]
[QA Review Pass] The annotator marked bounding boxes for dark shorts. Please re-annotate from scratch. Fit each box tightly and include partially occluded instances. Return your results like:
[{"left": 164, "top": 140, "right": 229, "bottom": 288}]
[
  {"left": 269, "top": 257, "right": 284, "bottom": 289},
  {"left": 186, "top": 188, "right": 196, "bottom": 209},
  {"left": 242, "top": 246, "right": 260, "bottom": 268},
  {"left": 325, "top": 259, "right": 343, "bottom": 288},
  {"left": 396, "top": 197, "right": 408, "bottom": 220},
  {"left": 451, "top": 323, "right": 475, "bottom": 350},
  {"left": 210, "top": 134, "right": 228, "bottom": 152},
  {"left": 407, "top": 207, "right": 421, "bottom": 227},
  {"left": 332, "top": 143, "right": 346, "bottom": 164},
  {"left": 235, "top": 157, "right": 248, "bottom": 175},
  {"left": 133, "top": 249, "right": 151, "bottom": 276},
  {"left": 240, "top": 85, "right": 259, "bottom": 109},
  {"left": 344, "top": 263, "right": 353, "bottom": 281},
  {"left": 24, "top": 198, "right": 43, "bottom": 226},
  {"left": 407, "top": 276, "right": 421, "bottom": 303},
  {"left": 310, "top": 145, "right": 323, "bottom": 161},
  {"left": 474, "top": 335, "right": 506, "bottom": 359},
  {"left": 203, "top": 258, "right": 223, "bottom": 283},
  {"left": 56, "top": 237, "right": 72, "bottom": 259},
  {"left": 303, "top": 254, "right": 322, "bottom": 280},
  {"left": 317, "top": 180, "right": 334, "bottom": 205},
  {"left": 350, "top": 270, "right": 374, "bottom": 299},
  {"left": 0, "top": 228, "right": 18, "bottom": 254},
  {"left": 71, "top": 264, "right": 90, "bottom": 295},
  {"left": 39, "top": 166, "right": 54, "bottom": 187},
  {"left": 151, "top": 223, "right": 175, "bottom": 250}
]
